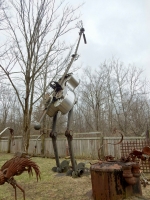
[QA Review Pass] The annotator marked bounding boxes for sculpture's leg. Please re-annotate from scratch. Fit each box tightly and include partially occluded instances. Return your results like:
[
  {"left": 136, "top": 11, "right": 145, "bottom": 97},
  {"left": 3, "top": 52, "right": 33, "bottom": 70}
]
[
  {"left": 65, "top": 108, "right": 77, "bottom": 172},
  {"left": 11, "top": 180, "right": 25, "bottom": 200},
  {"left": 10, "top": 180, "right": 17, "bottom": 200},
  {"left": 14, "top": 185, "right": 17, "bottom": 200},
  {"left": 50, "top": 113, "right": 61, "bottom": 171},
  {"left": 15, "top": 183, "right": 25, "bottom": 200}
]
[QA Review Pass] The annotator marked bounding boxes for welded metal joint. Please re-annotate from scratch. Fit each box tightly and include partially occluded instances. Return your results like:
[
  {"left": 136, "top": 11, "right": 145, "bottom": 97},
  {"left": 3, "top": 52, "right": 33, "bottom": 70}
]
[
  {"left": 65, "top": 130, "right": 73, "bottom": 140},
  {"left": 50, "top": 131, "right": 57, "bottom": 139}
]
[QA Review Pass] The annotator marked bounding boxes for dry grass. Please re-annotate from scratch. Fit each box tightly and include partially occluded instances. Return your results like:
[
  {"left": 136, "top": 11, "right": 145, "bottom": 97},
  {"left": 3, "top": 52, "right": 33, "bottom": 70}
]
[
  {"left": 0, "top": 153, "right": 92, "bottom": 200},
  {"left": 0, "top": 153, "right": 150, "bottom": 200}
]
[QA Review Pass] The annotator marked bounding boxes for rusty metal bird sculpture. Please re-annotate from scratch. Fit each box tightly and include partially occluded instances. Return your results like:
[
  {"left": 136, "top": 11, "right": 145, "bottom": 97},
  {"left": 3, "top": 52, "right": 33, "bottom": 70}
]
[{"left": 0, "top": 153, "right": 40, "bottom": 200}]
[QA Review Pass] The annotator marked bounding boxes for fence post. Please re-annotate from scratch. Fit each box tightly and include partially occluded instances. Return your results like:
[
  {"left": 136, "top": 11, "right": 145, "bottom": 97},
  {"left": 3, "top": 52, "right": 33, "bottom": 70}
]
[
  {"left": 99, "top": 136, "right": 104, "bottom": 159},
  {"left": 7, "top": 136, "right": 11, "bottom": 153}
]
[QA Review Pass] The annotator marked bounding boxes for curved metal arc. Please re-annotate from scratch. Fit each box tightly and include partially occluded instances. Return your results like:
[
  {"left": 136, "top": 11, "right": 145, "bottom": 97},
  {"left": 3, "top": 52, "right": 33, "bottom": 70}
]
[
  {"left": 0, "top": 127, "right": 11, "bottom": 136},
  {"left": 98, "top": 132, "right": 124, "bottom": 160}
]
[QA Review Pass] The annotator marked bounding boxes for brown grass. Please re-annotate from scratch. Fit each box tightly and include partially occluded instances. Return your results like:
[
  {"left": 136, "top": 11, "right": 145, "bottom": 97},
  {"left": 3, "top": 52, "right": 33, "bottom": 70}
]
[
  {"left": 0, "top": 153, "right": 150, "bottom": 200},
  {"left": 0, "top": 153, "right": 92, "bottom": 200}
]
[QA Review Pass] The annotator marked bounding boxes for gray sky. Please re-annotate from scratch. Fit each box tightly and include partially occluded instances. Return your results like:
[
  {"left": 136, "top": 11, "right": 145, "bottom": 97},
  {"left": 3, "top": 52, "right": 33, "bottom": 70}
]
[
  {"left": 1, "top": 0, "right": 149, "bottom": 81},
  {"left": 70, "top": 0, "right": 150, "bottom": 80}
]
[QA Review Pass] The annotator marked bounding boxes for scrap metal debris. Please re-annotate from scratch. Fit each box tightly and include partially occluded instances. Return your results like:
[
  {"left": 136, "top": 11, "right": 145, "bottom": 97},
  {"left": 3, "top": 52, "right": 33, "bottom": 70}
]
[{"left": 97, "top": 129, "right": 150, "bottom": 188}]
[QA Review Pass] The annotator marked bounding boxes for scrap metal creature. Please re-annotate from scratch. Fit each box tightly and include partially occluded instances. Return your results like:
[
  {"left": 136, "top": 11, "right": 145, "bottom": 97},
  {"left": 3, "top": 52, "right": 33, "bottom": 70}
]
[
  {"left": 0, "top": 153, "right": 40, "bottom": 200},
  {"left": 34, "top": 21, "right": 87, "bottom": 177},
  {"left": 120, "top": 146, "right": 150, "bottom": 187},
  {"left": 120, "top": 146, "right": 150, "bottom": 162}
]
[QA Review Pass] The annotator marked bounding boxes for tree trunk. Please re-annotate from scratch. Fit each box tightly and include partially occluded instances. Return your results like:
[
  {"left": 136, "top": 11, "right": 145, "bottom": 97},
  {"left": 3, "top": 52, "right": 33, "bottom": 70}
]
[
  {"left": 23, "top": 109, "right": 31, "bottom": 153},
  {"left": 41, "top": 116, "right": 46, "bottom": 156}
]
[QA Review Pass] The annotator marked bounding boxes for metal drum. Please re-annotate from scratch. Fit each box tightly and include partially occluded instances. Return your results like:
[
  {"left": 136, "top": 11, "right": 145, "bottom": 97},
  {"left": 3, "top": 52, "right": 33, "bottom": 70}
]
[
  {"left": 46, "top": 102, "right": 59, "bottom": 117},
  {"left": 54, "top": 90, "right": 75, "bottom": 115},
  {"left": 46, "top": 90, "right": 76, "bottom": 117},
  {"left": 90, "top": 161, "right": 142, "bottom": 200},
  {"left": 66, "top": 75, "right": 80, "bottom": 91},
  {"left": 46, "top": 74, "right": 78, "bottom": 117}
]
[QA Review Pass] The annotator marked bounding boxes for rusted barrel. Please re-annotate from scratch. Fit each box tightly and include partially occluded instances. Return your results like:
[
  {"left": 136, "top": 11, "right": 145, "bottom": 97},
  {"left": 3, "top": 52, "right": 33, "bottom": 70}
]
[{"left": 90, "top": 161, "right": 142, "bottom": 200}]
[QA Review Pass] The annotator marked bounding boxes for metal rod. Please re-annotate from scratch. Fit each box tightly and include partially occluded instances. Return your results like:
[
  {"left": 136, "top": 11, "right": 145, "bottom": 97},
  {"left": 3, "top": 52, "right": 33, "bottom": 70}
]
[
  {"left": 59, "top": 28, "right": 84, "bottom": 86},
  {"left": 0, "top": 127, "right": 10, "bottom": 136},
  {"left": 65, "top": 108, "right": 76, "bottom": 171},
  {"left": 34, "top": 132, "right": 44, "bottom": 154},
  {"left": 50, "top": 113, "right": 60, "bottom": 168},
  {"left": 34, "top": 26, "right": 86, "bottom": 130}
]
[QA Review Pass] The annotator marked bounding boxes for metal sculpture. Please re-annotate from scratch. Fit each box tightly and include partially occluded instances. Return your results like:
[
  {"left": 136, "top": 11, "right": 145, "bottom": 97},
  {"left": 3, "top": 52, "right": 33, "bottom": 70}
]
[
  {"left": 120, "top": 146, "right": 150, "bottom": 162},
  {"left": 90, "top": 133, "right": 150, "bottom": 199},
  {"left": 0, "top": 152, "right": 40, "bottom": 200},
  {"left": 96, "top": 133, "right": 150, "bottom": 188},
  {"left": 34, "top": 21, "right": 87, "bottom": 177}
]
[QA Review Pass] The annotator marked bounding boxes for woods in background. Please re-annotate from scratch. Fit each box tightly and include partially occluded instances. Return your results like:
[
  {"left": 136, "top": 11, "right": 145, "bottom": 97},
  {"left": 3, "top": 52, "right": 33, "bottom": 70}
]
[
  {"left": 1, "top": 60, "right": 149, "bottom": 138},
  {"left": 0, "top": 0, "right": 150, "bottom": 152}
]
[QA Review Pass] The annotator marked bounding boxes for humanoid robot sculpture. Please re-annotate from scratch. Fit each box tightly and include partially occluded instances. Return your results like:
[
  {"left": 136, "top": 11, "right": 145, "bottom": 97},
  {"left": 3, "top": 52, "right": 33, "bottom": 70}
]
[{"left": 34, "top": 22, "right": 87, "bottom": 177}]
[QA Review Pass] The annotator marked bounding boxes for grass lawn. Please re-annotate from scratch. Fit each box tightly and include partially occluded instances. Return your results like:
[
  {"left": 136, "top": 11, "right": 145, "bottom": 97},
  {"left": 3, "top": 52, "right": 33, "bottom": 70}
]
[
  {"left": 0, "top": 153, "right": 92, "bottom": 200},
  {"left": 0, "top": 153, "right": 150, "bottom": 200}
]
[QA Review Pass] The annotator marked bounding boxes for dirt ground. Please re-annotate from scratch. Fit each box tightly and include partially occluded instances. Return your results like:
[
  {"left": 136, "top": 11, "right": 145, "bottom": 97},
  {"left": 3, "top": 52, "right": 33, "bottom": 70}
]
[{"left": 0, "top": 153, "right": 150, "bottom": 200}]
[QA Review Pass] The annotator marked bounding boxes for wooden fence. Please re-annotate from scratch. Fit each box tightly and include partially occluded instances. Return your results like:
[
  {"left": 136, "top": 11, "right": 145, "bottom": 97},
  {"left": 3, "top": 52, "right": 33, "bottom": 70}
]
[{"left": 0, "top": 133, "right": 147, "bottom": 159}]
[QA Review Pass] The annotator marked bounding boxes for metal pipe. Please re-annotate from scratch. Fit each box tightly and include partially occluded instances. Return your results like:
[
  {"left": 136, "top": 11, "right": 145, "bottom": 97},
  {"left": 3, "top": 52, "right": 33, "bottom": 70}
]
[
  {"left": 34, "top": 132, "right": 44, "bottom": 154},
  {"left": 50, "top": 113, "right": 60, "bottom": 168},
  {"left": 65, "top": 108, "right": 76, "bottom": 171},
  {"left": 67, "top": 137, "right": 76, "bottom": 171},
  {"left": 0, "top": 127, "right": 10, "bottom": 136},
  {"left": 0, "top": 127, "right": 15, "bottom": 147}
]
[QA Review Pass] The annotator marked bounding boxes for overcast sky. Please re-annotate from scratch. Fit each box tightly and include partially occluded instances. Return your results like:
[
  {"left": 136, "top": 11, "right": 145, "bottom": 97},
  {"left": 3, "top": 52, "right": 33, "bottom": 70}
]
[
  {"left": 70, "top": 0, "right": 150, "bottom": 80},
  {"left": 1, "top": 0, "right": 149, "bottom": 82}
]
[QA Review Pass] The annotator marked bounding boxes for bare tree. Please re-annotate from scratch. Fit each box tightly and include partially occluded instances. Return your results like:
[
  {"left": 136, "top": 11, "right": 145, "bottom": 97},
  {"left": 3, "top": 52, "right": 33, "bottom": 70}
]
[
  {"left": 79, "top": 67, "right": 108, "bottom": 132},
  {"left": 0, "top": 83, "right": 12, "bottom": 128},
  {"left": 0, "top": 0, "right": 7, "bottom": 29},
  {"left": 0, "top": 81, "right": 23, "bottom": 133},
  {"left": 0, "top": 0, "right": 81, "bottom": 152},
  {"left": 108, "top": 60, "right": 147, "bottom": 135},
  {"left": 77, "top": 60, "right": 150, "bottom": 136}
]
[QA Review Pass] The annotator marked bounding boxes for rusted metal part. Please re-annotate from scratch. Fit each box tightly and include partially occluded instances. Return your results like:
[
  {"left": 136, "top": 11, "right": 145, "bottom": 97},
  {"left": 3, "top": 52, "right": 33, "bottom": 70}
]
[
  {"left": 120, "top": 140, "right": 150, "bottom": 173},
  {"left": 0, "top": 171, "right": 5, "bottom": 185},
  {"left": 93, "top": 133, "right": 150, "bottom": 199},
  {"left": 0, "top": 154, "right": 40, "bottom": 200},
  {"left": 65, "top": 129, "right": 73, "bottom": 140},
  {"left": 90, "top": 161, "right": 142, "bottom": 200},
  {"left": 94, "top": 141, "right": 150, "bottom": 199},
  {"left": 132, "top": 163, "right": 141, "bottom": 177},
  {"left": 140, "top": 171, "right": 150, "bottom": 187},
  {"left": 109, "top": 130, "right": 124, "bottom": 145},
  {"left": 122, "top": 163, "right": 140, "bottom": 185},
  {"left": 142, "top": 146, "right": 150, "bottom": 155},
  {"left": 104, "top": 155, "right": 115, "bottom": 161},
  {"left": 120, "top": 146, "right": 150, "bottom": 163}
]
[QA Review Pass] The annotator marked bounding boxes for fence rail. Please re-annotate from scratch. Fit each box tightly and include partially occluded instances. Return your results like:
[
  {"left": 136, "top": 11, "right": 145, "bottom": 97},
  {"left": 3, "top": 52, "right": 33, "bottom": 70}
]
[
  {"left": 1, "top": 134, "right": 149, "bottom": 172},
  {"left": 0, "top": 134, "right": 147, "bottom": 158}
]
